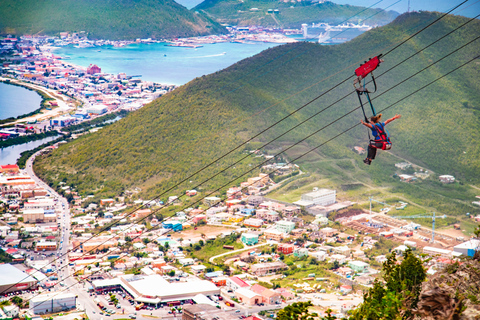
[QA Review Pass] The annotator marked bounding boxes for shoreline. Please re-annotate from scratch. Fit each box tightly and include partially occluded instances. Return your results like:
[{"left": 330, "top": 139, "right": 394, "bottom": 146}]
[{"left": 0, "top": 77, "right": 76, "bottom": 126}]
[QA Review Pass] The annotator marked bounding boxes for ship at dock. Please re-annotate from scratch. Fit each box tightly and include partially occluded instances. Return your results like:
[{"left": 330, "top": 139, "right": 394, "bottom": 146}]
[{"left": 301, "top": 23, "right": 373, "bottom": 44}]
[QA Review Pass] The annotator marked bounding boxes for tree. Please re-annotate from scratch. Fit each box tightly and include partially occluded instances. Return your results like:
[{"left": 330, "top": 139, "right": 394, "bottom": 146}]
[
  {"left": 349, "top": 249, "right": 426, "bottom": 320},
  {"left": 277, "top": 301, "right": 318, "bottom": 320},
  {"left": 10, "top": 296, "right": 23, "bottom": 307}
]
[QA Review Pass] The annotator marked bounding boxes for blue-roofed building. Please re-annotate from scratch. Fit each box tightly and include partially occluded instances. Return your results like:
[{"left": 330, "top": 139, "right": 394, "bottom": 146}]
[{"left": 162, "top": 220, "right": 182, "bottom": 231}]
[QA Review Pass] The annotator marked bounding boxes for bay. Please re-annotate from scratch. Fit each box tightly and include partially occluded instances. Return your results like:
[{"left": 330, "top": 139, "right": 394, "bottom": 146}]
[
  {"left": 0, "top": 136, "right": 59, "bottom": 165},
  {"left": 0, "top": 82, "right": 43, "bottom": 120},
  {"left": 53, "top": 42, "right": 282, "bottom": 86}
]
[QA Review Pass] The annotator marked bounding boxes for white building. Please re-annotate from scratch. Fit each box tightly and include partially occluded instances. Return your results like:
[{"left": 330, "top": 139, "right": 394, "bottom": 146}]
[
  {"left": 294, "top": 189, "right": 336, "bottom": 207},
  {"left": 275, "top": 220, "right": 296, "bottom": 233},
  {"left": 92, "top": 274, "right": 219, "bottom": 305},
  {"left": 29, "top": 293, "right": 76, "bottom": 314},
  {"left": 453, "top": 239, "right": 480, "bottom": 258},
  {"left": 423, "top": 246, "right": 454, "bottom": 258},
  {"left": 439, "top": 175, "right": 455, "bottom": 183},
  {"left": 310, "top": 251, "right": 327, "bottom": 261}
]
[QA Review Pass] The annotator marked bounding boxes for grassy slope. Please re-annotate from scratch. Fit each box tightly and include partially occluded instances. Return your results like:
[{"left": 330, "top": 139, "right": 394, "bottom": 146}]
[
  {"left": 34, "top": 12, "right": 480, "bottom": 220},
  {"left": 194, "top": 0, "right": 399, "bottom": 27},
  {"left": 0, "top": 0, "right": 226, "bottom": 40}
]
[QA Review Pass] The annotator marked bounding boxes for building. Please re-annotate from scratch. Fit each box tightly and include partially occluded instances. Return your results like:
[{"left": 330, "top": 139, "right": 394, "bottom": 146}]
[
  {"left": 348, "top": 261, "right": 369, "bottom": 273},
  {"left": 0, "top": 264, "right": 37, "bottom": 293},
  {"left": 2, "top": 304, "right": 19, "bottom": 318},
  {"left": 250, "top": 284, "right": 281, "bottom": 304},
  {"left": 439, "top": 175, "right": 455, "bottom": 183},
  {"left": 247, "top": 196, "right": 264, "bottom": 207},
  {"left": 320, "top": 227, "right": 338, "bottom": 237},
  {"left": 35, "top": 241, "right": 57, "bottom": 252},
  {"left": 395, "top": 162, "right": 411, "bottom": 170},
  {"left": 163, "top": 221, "right": 182, "bottom": 231},
  {"left": 250, "top": 262, "right": 287, "bottom": 276},
  {"left": 0, "top": 164, "right": 20, "bottom": 174},
  {"left": 178, "top": 258, "right": 195, "bottom": 267},
  {"left": 275, "top": 220, "right": 296, "bottom": 233},
  {"left": 264, "top": 229, "right": 284, "bottom": 241},
  {"left": 23, "top": 209, "right": 45, "bottom": 223},
  {"left": 398, "top": 174, "right": 416, "bottom": 182},
  {"left": 277, "top": 243, "right": 294, "bottom": 255},
  {"left": 293, "top": 248, "right": 308, "bottom": 258},
  {"left": 294, "top": 189, "right": 336, "bottom": 207},
  {"left": 226, "top": 276, "right": 249, "bottom": 291},
  {"left": 182, "top": 304, "right": 234, "bottom": 320},
  {"left": 204, "top": 197, "right": 222, "bottom": 207},
  {"left": 24, "top": 198, "right": 55, "bottom": 210},
  {"left": 30, "top": 293, "right": 76, "bottom": 314},
  {"left": 85, "top": 104, "right": 108, "bottom": 115},
  {"left": 244, "top": 218, "right": 263, "bottom": 228},
  {"left": 453, "top": 239, "right": 480, "bottom": 258},
  {"left": 255, "top": 209, "right": 280, "bottom": 222},
  {"left": 235, "top": 288, "right": 262, "bottom": 306},
  {"left": 330, "top": 254, "right": 347, "bottom": 264},
  {"left": 241, "top": 233, "right": 259, "bottom": 246},
  {"left": 423, "top": 246, "right": 454, "bottom": 258},
  {"left": 310, "top": 251, "right": 327, "bottom": 261},
  {"left": 86, "top": 64, "right": 101, "bottom": 74},
  {"left": 92, "top": 274, "right": 220, "bottom": 306}
]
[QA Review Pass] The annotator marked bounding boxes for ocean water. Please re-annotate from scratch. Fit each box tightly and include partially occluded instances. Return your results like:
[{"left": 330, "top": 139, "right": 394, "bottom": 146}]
[
  {"left": 0, "top": 82, "right": 43, "bottom": 120},
  {"left": 54, "top": 42, "right": 282, "bottom": 85}
]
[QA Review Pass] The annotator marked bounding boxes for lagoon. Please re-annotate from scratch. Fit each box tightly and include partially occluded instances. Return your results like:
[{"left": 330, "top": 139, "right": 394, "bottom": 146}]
[
  {"left": 0, "top": 136, "right": 59, "bottom": 165},
  {"left": 54, "top": 41, "right": 282, "bottom": 85},
  {"left": 0, "top": 82, "right": 43, "bottom": 120}
]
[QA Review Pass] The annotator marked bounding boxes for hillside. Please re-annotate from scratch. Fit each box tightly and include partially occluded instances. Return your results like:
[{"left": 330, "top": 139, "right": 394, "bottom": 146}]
[
  {"left": 194, "top": 0, "right": 399, "bottom": 28},
  {"left": 34, "top": 12, "right": 480, "bottom": 218},
  {"left": 0, "top": 0, "right": 226, "bottom": 40}
]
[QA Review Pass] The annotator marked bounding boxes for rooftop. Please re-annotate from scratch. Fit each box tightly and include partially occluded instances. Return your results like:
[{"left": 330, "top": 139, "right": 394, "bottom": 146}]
[{"left": 0, "top": 264, "right": 37, "bottom": 286}]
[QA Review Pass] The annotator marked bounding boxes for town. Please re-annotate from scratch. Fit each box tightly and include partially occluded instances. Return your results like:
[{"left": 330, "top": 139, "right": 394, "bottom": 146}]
[
  {"left": 0, "top": 147, "right": 479, "bottom": 320},
  {"left": 0, "top": 34, "right": 177, "bottom": 140}
]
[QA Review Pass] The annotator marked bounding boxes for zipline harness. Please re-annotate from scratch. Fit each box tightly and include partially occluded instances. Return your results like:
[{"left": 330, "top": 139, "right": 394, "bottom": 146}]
[{"left": 354, "top": 54, "right": 391, "bottom": 150}]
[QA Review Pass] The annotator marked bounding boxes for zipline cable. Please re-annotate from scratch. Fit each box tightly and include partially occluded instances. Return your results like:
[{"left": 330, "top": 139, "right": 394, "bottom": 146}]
[{"left": 26, "top": 50, "right": 480, "bottom": 309}]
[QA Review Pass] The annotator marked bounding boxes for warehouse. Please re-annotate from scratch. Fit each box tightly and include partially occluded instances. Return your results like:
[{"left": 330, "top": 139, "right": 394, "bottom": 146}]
[
  {"left": 0, "top": 264, "right": 37, "bottom": 293},
  {"left": 29, "top": 293, "right": 76, "bottom": 314},
  {"left": 92, "top": 275, "right": 219, "bottom": 306}
]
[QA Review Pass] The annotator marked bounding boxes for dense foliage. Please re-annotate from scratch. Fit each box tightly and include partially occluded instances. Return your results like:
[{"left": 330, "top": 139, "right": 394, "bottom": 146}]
[
  {"left": 194, "top": 0, "right": 398, "bottom": 28},
  {"left": 0, "top": 0, "right": 226, "bottom": 40},
  {"left": 34, "top": 13, "right": 480, "bottom": 205},
  {"left": 350, "top": 249, "right": 426, "bottom": 319}
]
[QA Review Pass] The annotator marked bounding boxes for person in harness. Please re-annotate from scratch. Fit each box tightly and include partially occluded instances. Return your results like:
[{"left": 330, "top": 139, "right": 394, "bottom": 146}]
[{"left": 360, "top": 113, "right": 401, "bottom": 165}]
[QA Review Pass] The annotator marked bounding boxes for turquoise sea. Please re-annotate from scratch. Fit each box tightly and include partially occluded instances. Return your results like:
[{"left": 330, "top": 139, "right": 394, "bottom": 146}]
[
  {"left": 0, "top": 82, "right": 43, "bottom": 120},
  {"left": 54, "top": 41, "right": 283, "bottom": 86}
]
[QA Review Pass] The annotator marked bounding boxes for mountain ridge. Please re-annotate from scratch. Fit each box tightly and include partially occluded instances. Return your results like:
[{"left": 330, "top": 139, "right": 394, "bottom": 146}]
[
  {"left": 194, "top": 0, "right": 399, "bottom": 28},
  {"left": 0, "top": 0, "right": 226, "bottom": 40},
  {"left": 34, "top": 12, "right": 480, "bottom": 209}
]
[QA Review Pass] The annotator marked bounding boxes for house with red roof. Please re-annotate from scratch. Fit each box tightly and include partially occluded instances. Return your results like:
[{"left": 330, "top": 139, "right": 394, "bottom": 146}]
[
  {"left": 226, "top": 276, "right": 249, "bottom": 291},
  {"left": 0, "top": 164, "right": 19, "bottom": 174}
]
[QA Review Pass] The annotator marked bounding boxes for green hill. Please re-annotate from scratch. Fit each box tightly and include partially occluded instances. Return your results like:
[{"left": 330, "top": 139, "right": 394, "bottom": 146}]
[
  {"left": 194, "top": 0, "right": 399, "bottom": 28},
  {"left": 34, "top": 12, "right": 480, "bottom": 219},
  {"left": 0, "top": 0, "right": 226, "bottom": 40}
]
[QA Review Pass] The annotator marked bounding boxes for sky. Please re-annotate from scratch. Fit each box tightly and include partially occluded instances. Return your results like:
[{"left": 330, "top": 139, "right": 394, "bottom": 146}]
[{"left": 175, "top": 0, "right": 479, "bottom": 18}]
